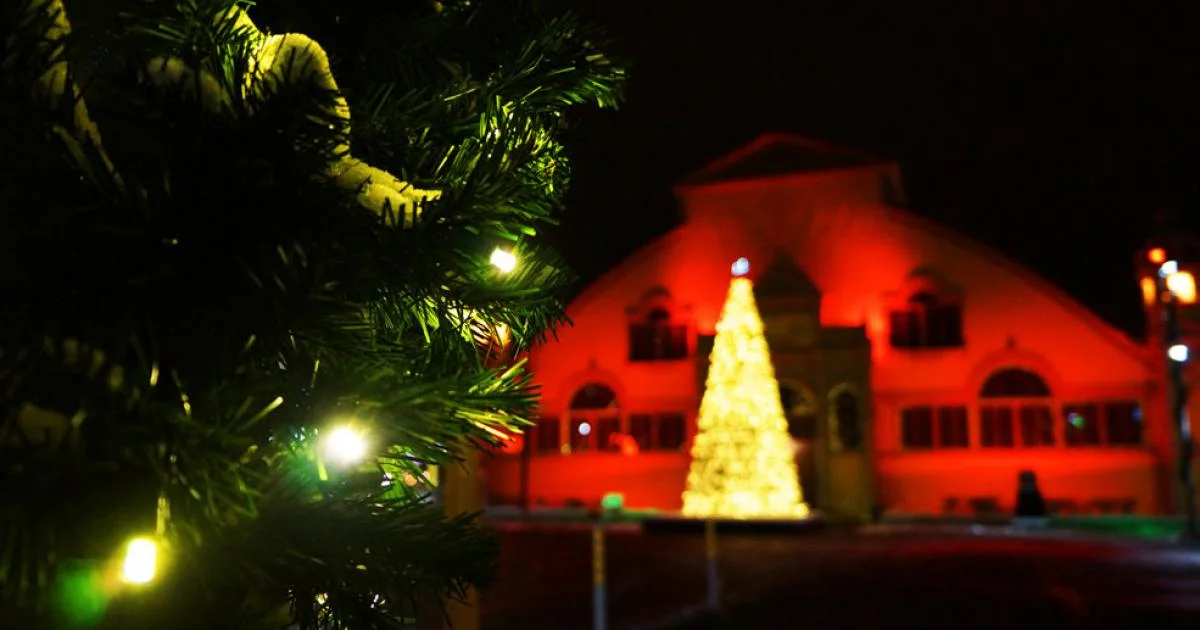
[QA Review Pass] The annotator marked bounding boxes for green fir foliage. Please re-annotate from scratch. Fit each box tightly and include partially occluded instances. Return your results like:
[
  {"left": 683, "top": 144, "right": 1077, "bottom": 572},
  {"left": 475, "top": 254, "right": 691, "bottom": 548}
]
[{"left": 0, "top": 0, "right": 624, "bottom": 627}]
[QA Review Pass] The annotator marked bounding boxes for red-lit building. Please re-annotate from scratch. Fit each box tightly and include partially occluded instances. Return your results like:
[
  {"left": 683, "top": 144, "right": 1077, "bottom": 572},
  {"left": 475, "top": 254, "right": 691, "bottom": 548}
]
[{"left": 486, "top": 133, "right": 1199, "bottom": 520}]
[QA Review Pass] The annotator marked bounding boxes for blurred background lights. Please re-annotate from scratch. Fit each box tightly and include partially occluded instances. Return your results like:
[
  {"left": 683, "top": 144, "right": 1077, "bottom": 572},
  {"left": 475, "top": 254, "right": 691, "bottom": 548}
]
[
  {"left": 323, "top": 426, "right": 367, "bottom": 466},
  {"left": 731, "top": 257, "right": 750, "bottom": 276},
  {"left": 1159, "top": 260, "right": 1179, "bottom": 277},
  {"left": 577, "top": 421, "right": 591, "bottom": 436},
  {"left": 1168, "top": 344, "right": 1189, "bottom": 363},
  {"left": 490, "top": 247, "right": 517, "bottom": 272},
  {"left": 121, "top": 538, "right": 157, "bottom": 585},
  {"left": 1167, "top": 270, "right": 1196, "bottom": 304}
]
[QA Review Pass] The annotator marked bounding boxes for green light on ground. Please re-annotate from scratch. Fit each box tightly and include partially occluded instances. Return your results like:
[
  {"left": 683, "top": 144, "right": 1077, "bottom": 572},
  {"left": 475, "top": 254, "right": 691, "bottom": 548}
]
[{"left": 601, "top": 493, "right": 625, "bottom": 512}]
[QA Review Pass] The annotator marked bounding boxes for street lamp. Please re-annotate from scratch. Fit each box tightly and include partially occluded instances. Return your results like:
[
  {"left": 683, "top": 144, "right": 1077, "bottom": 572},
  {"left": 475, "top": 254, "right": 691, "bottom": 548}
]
[
  {"left": 1167, "top": 271, "right": 1197, "bottom": 304},
  {"left": 1151, "top": 250, "right": 1198, "bottom": 539}
]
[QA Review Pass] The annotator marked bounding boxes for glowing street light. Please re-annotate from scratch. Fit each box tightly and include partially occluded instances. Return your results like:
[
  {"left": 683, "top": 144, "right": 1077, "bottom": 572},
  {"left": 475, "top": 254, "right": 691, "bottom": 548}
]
[
  {"left": 1167, "top": 270, "right": 1197, "bottom": 304},
  {"left": 322, "top": 426, "right": 367, "bottom": 467},
  {"left": 121, "top": 537, "right": 158, "bottom": 585},
  {"left": 1169, "top": 344, "right": 1190, "bottom": 363},
  {"left": 490, "top": 247, "right": 517, "bottom": 273}
]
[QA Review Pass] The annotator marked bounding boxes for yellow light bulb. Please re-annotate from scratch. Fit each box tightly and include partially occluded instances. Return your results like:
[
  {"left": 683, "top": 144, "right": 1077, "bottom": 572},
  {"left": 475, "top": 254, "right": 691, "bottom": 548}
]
[
  {"left": 323, "top": 426, "right": 367, "bottom": 466},
  {"left": 489, "top": 247, "right": 517, "bottom": 273},
  {"left": 121, "top": 537, "right": 157, "bottom": 585}
]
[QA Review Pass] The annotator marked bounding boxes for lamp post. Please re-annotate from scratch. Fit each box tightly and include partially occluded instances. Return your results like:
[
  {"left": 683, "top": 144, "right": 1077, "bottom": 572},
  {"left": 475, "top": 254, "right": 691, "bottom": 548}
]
[{"left": 1155, "top": 258, "right": 1198, "bottom": 539}]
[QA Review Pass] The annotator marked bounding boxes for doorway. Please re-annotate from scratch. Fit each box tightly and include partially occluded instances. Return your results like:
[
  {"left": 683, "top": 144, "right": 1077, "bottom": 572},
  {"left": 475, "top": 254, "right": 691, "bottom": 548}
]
[{"left": 779, "top": 382, "right": 820, "bottom": 508}]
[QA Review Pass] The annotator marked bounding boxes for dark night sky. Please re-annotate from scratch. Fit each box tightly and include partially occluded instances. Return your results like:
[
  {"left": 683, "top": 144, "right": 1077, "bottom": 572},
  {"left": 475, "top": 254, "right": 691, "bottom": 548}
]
[{"left": 553, "top": 1, "right": 1200, "bottom": 339}]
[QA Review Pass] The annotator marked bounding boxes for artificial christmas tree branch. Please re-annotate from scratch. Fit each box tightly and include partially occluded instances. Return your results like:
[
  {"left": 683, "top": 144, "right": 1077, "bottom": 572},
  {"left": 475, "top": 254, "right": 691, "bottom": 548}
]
[{"left": 0, "top": 0, "right": 624, "bottom": 626}]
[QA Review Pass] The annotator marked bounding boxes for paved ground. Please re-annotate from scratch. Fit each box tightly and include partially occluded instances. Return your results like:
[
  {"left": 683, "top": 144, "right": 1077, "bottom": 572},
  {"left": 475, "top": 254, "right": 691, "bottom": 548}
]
[{"left": 479, "top": 525, "right": 1200, "bottom": 629}]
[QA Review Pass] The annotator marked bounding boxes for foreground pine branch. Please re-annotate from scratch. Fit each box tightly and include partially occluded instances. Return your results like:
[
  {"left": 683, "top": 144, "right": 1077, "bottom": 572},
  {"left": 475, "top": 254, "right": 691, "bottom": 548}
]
[{"left": 0, "top": 0, "right": 624, "bottom": 627}]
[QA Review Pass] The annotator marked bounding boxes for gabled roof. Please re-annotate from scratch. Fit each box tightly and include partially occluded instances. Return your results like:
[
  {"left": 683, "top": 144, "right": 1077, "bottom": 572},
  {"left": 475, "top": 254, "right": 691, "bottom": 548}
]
[
  {"left": 755, "top": 254, "right": 821, "bottom": 300},
  {"left": 678, "top": 133, "right": 886, "bottom": 188}
]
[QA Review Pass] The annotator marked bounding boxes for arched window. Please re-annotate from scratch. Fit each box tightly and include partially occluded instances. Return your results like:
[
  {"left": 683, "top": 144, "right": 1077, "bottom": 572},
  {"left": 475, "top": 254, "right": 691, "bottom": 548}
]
[
  {"left": 779, "top": 383, "right": 817, "bottom": 440},
  {"left": 889, "top": 290, "right": 963, "bottom": 349},
  {"left": 628, "top": 290, "right": 689, "bottom": 362},
  {"left": 568, "top": 383, "right": 620, "bottom": 452},
  {"left": 979, "top": 368, "right": 1053, "bottom": 448},
  {"left": 570, "top": 383, "right": 618, "bottom": 410},
  {"left": 829, "top": 388, "right": 863, "bottom": 451},
  {"left": 980, "top": 369, "right": 1051, "bottom": 398}
]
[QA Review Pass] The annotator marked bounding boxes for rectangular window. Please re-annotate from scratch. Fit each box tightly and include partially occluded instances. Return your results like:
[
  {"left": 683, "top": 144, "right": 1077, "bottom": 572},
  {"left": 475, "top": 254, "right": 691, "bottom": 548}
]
[
  {"left": 535, "top": 416, "right": 561, "bottom": 453},
  {"left": 926, "top": 305, "right": 964, "bottom": 347},
  {"left": 1019, "top": 405, "right": 1055, "bottom": 447},
  {"left": 980, "top": 406, "right": 1014, "bottom": 447},
  {"left": 1063, "top": 403, "right": 1101, "bottom": 446},
  {"left": 889, "top": 303, "right": 964, "bottom": 349},
  {"left": 937, "top": 406, "right": 970, "bottom": 448},
  {"left": 900, "top": 406, "right": 934, "bottom": 449},
  {"left": 629, "top": 414, "right": 653, "bottom": 451},
  {"left": 1105, "top": 402, "right": 1142, "bottom": 446},
  {"left": 629, "top": 324, "right": 689, "bottom": 362},
  {"left": 656, "top": 413, "right": 687, "bottom": 450},
  {"left": 596, "top": 416, "right": 621, "bottom": 451},
  {"left": 889, "top": 311, "right": 921, "bottom": 348}
]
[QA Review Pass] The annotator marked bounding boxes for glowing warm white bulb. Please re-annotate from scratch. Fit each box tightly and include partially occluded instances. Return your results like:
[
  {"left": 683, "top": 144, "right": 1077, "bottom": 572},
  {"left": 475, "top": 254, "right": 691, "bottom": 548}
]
[
  {"left": 490, "top": 247, "right": 517, "bottom": 273},
  {"left": 1166, "top": 270, "right": 1196, "bottom": 304},
  {"left": 323, "top": 426, "right": 367, "bottom": 466},
  {"left": 1169, "top": 344, "right": 1189, "bottom": 363},
  {"left": 121, "top": 537, "right": 157, "bottom": 585}
]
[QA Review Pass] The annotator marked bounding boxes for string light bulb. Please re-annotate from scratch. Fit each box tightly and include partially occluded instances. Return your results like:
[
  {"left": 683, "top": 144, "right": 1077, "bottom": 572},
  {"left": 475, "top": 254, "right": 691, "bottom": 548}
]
[
  {"left": 121, "top": 538, "right": 158, "bottom": 585},
  {"left": 322, "top": 425, "right": 367, "bottom": 467},
  {"left": 490, "top": 247, "right": 517, "bottom": 273}
]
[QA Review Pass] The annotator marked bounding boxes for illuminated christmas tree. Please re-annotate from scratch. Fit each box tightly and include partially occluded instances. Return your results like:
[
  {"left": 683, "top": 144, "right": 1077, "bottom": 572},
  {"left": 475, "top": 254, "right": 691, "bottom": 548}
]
[{"left": 682, "top": 259, "right": 810, "bottom": 519}]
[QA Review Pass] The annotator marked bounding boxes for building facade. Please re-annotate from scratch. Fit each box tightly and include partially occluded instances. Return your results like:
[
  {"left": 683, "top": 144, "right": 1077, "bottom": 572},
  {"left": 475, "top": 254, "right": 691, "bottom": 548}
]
[{"left": 486, "top": 133, "right": 1194, "bottom": 519}]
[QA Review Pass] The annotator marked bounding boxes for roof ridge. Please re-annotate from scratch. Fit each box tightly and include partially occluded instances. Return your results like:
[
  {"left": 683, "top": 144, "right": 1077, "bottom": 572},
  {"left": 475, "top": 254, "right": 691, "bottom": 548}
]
[{"left": 678, "top": 132, "right": 887, "bottom": 189}]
